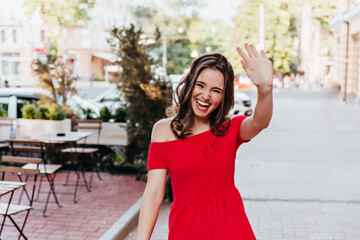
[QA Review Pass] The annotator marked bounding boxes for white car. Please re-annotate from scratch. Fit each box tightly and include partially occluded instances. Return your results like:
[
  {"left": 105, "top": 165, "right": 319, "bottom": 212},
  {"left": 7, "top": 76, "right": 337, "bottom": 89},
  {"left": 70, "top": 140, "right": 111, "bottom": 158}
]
[
  {"left": 92, "top": 87, "right": 126, "bottom": 113},
  {"left": 232, "top": 92, "right": 252, "bottom": 116},
  {"left": 91, "top": 76, "right": 253, "bottom": 117},
  {"left": 0, "top": 88, "right": 40, "bottom": 118},
  {"left": 0, "top": 88, "right": 102, "bottom": 119}
]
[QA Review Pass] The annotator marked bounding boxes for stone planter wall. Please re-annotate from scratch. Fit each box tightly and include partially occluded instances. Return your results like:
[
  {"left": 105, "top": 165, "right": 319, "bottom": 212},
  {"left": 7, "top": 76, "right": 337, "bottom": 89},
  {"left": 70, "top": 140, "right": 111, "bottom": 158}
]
[
  {"left": 82, "top": 122, "right": 128, "bottom": 146},
  {"left": 16, "top": 119, "right": 72, "bottom": 138}
]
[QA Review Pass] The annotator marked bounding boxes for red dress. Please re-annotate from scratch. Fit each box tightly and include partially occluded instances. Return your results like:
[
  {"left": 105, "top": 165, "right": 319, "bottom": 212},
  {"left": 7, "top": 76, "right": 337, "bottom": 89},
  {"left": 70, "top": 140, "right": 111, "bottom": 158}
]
[{"left": 147, "top": 115, "right": 256, "bottom": 240}]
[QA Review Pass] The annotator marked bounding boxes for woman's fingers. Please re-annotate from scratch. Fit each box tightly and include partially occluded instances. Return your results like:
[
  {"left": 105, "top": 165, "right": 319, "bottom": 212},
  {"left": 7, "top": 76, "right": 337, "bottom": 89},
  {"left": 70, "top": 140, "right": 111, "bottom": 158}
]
[
  {"left": 237, "top": 47, "right": 250, "bottom": 62},
  {"left": 250, "top": 44, "right": 260, "bottom": 58},
  {"left": 245, "top": 44, "right": 256, "bottom": 58},
  {"left": 240, "top": 59, "right": 247, "bottom": 68},
  {"left": 260, "top": 49, "right": 267, "bottom": 59}
]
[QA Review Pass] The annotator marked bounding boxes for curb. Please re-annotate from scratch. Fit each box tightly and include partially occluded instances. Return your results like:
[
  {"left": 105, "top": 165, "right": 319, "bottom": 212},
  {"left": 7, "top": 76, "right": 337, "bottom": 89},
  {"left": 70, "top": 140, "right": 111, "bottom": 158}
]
[{"left": 99, "top": 196, "right": 143, "bottom": 240}]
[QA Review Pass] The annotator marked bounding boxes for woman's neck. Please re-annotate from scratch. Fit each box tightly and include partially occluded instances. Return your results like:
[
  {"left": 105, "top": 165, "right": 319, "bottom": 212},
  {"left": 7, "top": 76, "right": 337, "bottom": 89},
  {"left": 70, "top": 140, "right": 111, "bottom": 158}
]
[{"left": 192, "top": 116, "right": 210, "bottom": 132}]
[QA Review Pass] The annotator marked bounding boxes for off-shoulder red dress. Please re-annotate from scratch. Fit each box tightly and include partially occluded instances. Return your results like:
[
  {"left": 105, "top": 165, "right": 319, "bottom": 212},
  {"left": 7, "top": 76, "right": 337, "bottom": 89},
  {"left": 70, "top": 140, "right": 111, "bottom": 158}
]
[{"left": 147, "top": 115, "right": 256, "bottom": 240}]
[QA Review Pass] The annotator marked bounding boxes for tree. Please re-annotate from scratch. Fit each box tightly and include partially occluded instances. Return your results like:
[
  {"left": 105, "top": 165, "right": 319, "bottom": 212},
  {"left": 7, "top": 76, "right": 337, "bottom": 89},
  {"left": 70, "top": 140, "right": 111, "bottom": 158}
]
[
  {"left": 107, "top": 24, "right": 171, "bottom": 170},
  {"left": 134, "top": 0, "right": 201, "bottom": 74},
  {"left": 24, "top": 0, "right": 95, "bottom": 115},
  {"left": 224, "top": 0, "right": 295, "bottom": 75},
  {"left": 31, "top": 44, "right": 77, "bottom": 115},
  {"left": 163, "top": 39, "right": 192, "bottom": 74},
  {"left": 23, "top": 0, "right": 95, "bottom": 37},
  {"left": 187, "top": 17, "right": 230, "bottom": 54}
]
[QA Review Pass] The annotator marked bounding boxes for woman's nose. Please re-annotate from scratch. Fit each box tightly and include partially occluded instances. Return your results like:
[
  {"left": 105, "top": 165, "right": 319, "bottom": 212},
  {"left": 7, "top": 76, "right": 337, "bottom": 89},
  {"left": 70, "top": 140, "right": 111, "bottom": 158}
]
[{"left": 201, "top": 90, "right": 211, "bottom": 101}]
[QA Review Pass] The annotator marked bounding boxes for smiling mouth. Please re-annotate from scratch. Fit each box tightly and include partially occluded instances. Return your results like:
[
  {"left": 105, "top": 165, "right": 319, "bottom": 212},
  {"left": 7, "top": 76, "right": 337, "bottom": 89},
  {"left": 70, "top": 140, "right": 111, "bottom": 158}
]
[{"left": 196, "top": 100, "right": 211, "bottom": 111}]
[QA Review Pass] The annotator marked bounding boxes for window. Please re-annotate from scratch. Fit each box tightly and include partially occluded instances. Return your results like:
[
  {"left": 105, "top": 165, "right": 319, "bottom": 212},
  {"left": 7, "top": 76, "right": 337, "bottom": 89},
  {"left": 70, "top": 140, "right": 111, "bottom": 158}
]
[
  {"left": 40, "top": 29, "right": 45, "bottom": 42},
  {"left": 1, "top": 61, "right": 9, "bottom": 74},
  {"left": 1, "top": 30, "right": 4, "bottom": 43},
  {"left": 14, "top": 62, "right": 20, "bottom": 74},
  {"left": 0, "top": 53, "right": 20, "bottom": 75},
  {"left": 12, "top": 30, "right": 16, "bottom": 43}
]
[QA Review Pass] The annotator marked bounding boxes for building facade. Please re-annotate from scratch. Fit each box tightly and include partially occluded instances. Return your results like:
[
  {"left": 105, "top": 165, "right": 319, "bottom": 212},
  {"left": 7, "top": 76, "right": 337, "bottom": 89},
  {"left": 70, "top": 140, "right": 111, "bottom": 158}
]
[
  {"left": 330, "top": 0, "right": 360, "bottom": 103},
  {"left": 0, "top": 0, "right": 136, "bottom": 87},
  {"left": 297, "top": 4, "right": 335, "bottom": 90}
]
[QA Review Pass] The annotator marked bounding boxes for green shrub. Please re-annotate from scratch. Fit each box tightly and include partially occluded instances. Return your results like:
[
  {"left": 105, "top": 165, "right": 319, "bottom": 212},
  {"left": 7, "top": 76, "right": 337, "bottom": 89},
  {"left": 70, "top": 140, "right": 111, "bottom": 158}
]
[
  {"left": 113, "top": 107, "right": 127, "bottom": 122},
  {"left": 38, "top": 106, "right": 50, "bottom": 120},
  {"left": 108, "top": 25, "right": 170, "bottom": 170},
  {"left": 81, "top": 108, "right": 97, "bottom": 120},
  {"left": 48, "top": 104, "right": 67, "bottom": 120},
  {"left": 99, "top": 106, "right": 112, "bottom": 122},
  {"left": 21, "top": 103, "right": 38, "bottom": 119},
  {"left": 0, "top": 105, "right": 7, "bottom": 117},
  {"left": 21, "top": 102, "right": 67, "bottom": 120}
]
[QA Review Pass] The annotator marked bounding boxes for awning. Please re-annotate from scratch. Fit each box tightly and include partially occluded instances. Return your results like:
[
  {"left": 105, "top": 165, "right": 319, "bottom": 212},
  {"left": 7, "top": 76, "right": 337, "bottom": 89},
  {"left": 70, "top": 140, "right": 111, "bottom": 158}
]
[
  {"left": 92, "top": 52, "right": 118, "bottom": 62},
  {"left": 329, "top": 4, "right": 360, "bottom": 27},
  {"left": 104, "top": 65, "right": 122, "bottom": 73}
]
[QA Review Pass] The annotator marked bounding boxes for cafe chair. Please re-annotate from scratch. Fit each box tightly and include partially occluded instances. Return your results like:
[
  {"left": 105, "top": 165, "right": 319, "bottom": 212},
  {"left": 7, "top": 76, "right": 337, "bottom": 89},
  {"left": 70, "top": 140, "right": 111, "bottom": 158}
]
[
  {"left": 0, "top": 155, "right": 41, "bottom": 240},
  {"left": 8, "top": 139, "right": 62, "bottom": 217},
  {"left": 0, "top": 117, "right": 16, "bottom": 153},
  {"left": 61, "top": 119, "right": 103, "bottom": 190}
]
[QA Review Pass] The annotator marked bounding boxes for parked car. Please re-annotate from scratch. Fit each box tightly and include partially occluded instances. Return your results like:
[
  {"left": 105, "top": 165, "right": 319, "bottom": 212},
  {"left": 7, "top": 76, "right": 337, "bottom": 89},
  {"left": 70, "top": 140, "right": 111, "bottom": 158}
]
[
  {"left": 234, "top": 74, "right": 255, "bottom": 89},
  {"left": 92, "top": 87, "right": 126, "bottom": 113},
  {"left": 0, "top": 88, "right": 103, "bottom": 119},
  {"left": 232, "top": 92, "right": 252, "bottom": 116},
  {"left": 90, "top": 76, "right": 253, "bottom": 117},
  {"left": 0, "top": 88, "right": 40, "bottom": 118}
]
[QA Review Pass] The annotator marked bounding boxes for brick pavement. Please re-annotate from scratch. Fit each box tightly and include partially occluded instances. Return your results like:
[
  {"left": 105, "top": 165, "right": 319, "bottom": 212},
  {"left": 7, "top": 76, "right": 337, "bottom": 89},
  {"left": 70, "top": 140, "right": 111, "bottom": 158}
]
[
  {"left": 0, "top": 172, "right": 146, "bottom": 240},
  {"left": 126, "top": 89, "right": 360, "bottom": 240}
]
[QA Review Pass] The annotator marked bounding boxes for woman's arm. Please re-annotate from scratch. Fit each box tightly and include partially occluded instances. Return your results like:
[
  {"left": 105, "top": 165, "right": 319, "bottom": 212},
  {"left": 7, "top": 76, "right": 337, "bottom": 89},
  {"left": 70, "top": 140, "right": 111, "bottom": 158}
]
[
  {"left": 137, "top": 120, "right": 171, "bottom": 240},
  {"left": 236, "top": 43, "right": 273, "bottom": 140},
  {"left": 137, "top": 169, "right": 167, "bottom": 240}
]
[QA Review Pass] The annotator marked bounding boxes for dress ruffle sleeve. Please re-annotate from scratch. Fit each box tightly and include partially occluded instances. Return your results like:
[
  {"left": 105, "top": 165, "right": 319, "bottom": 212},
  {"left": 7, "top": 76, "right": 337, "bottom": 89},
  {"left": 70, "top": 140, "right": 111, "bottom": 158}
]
[{"left": 147, "top": 143, "right": 168, "bottom": 171}]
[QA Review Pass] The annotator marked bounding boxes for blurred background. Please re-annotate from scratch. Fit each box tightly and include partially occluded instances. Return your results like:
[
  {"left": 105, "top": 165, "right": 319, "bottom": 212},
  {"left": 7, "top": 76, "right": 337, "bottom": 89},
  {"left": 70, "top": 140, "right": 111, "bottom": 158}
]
[
  {"left": 1, "top": 0, "right": 360, "bottom": 239},
  {"left": 0, "top": 0, "right": 352, "bottom": 96}
]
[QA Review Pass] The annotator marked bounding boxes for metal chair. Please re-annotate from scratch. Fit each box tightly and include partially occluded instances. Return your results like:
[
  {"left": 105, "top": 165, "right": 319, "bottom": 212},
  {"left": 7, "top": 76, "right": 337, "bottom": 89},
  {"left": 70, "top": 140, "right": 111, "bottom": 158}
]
[
  {"left": 0, "top": 117, "right": 16, "bottom": 153},
  {"left": 8, "top": 139, "right": 62, "bottom": 217},
  {"left": 0, "top": 155, "right": 41, "bottom": 240},
  {"left": 61, "top": 120, "right": 103, "bottom": 190}
]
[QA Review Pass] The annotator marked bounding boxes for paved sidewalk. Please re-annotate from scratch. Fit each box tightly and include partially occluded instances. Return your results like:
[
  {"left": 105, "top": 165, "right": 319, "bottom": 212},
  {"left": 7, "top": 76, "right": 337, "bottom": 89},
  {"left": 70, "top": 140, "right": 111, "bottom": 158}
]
[
  {"left": 127, "top": 89, "right": 360, "bottom": 240},
  {"left": 1, "top": 172, "right": 146, "bottom": 240}
]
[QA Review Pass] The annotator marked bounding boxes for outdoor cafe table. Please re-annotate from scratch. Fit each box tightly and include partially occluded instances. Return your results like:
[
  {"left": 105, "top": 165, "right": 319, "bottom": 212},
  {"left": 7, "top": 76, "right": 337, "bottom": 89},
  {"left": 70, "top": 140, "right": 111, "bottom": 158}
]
[
  {"left": 31, "top": 131, "right": 92, "bottom": 144},
  {"left": 29, "top": 132, "right": 94, "bottom": 203}
]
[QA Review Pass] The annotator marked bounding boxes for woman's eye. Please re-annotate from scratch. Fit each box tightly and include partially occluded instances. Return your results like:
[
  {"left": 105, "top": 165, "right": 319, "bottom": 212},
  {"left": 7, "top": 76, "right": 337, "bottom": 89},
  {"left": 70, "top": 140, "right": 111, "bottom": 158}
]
[
  {"left": 196, "top": 83, "right": 204, "bottom": 88},
  {"left": 213, "top": 90, "right": 221, "bottom": 93}
]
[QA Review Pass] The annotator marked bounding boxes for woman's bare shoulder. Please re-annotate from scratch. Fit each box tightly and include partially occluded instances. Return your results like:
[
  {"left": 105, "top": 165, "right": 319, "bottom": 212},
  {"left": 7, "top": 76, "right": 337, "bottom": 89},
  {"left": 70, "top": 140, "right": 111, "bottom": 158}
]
[{"left": 151, "top": 118, "right": 176, "bottom": 142}]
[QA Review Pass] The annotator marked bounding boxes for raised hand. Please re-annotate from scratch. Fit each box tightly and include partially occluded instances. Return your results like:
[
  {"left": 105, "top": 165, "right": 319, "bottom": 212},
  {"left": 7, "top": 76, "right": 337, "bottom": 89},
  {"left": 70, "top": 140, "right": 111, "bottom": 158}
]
[{"left": 236, "top": 43, "right": 273, "bottom": 91}]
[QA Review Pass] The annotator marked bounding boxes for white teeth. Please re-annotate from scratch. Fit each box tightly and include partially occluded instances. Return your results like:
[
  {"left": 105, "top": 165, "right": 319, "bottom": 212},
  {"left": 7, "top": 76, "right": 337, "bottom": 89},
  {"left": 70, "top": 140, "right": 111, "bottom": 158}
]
[{"left": 197, "top": 100, "right": 210, "bottom": 107}]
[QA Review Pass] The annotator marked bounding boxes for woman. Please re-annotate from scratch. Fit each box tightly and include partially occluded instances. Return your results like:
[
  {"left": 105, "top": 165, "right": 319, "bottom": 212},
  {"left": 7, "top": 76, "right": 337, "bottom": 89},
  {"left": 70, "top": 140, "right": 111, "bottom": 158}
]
[{"left": 138, "top": 43, "right": 273, "bottom": 239}]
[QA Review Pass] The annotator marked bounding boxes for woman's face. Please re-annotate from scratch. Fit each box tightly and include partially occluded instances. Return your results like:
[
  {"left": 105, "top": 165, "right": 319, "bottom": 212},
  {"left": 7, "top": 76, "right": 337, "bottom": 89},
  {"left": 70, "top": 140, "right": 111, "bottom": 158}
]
[{"left": 190, "top": 68, "right": 224, "bottom": 122}]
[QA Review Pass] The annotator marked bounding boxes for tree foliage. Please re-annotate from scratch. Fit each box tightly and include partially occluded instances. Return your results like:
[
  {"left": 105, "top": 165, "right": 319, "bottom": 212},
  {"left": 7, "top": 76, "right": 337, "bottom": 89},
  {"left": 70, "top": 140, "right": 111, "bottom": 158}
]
[
  {"left": 187, "top": 17, "right": 229, "bottom": 54},
  {"left": 223, "top": 0, "right": 295, "bottom": 75},
  {"left": 23, "top": 0, "right": 96, "bottom": 49},
  {"left": 107, "top": 24, "right": 171, "bottom": 169},
  {"left": 31, "top": 45, "right": 77, "bottom": 115},
  {"left": 134, "top": 0, "right": 200, "bottom": 74},
  {"left": 23, "top": 0, "right": 95, "bottom": 28}
]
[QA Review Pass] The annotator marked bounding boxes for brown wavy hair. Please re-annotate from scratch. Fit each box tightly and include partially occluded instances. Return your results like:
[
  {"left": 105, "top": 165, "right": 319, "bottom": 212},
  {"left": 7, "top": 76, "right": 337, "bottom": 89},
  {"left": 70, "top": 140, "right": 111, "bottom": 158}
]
[{"left": 167, "top": 52, "right": 234, "bottom": 139}]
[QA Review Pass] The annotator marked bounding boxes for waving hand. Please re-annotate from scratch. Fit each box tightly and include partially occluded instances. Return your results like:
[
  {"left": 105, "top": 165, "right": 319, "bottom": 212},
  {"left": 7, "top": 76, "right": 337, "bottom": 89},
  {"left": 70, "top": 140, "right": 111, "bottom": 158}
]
[{"left": 236, "top": 43, "right": 273, "bottom": 90}]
